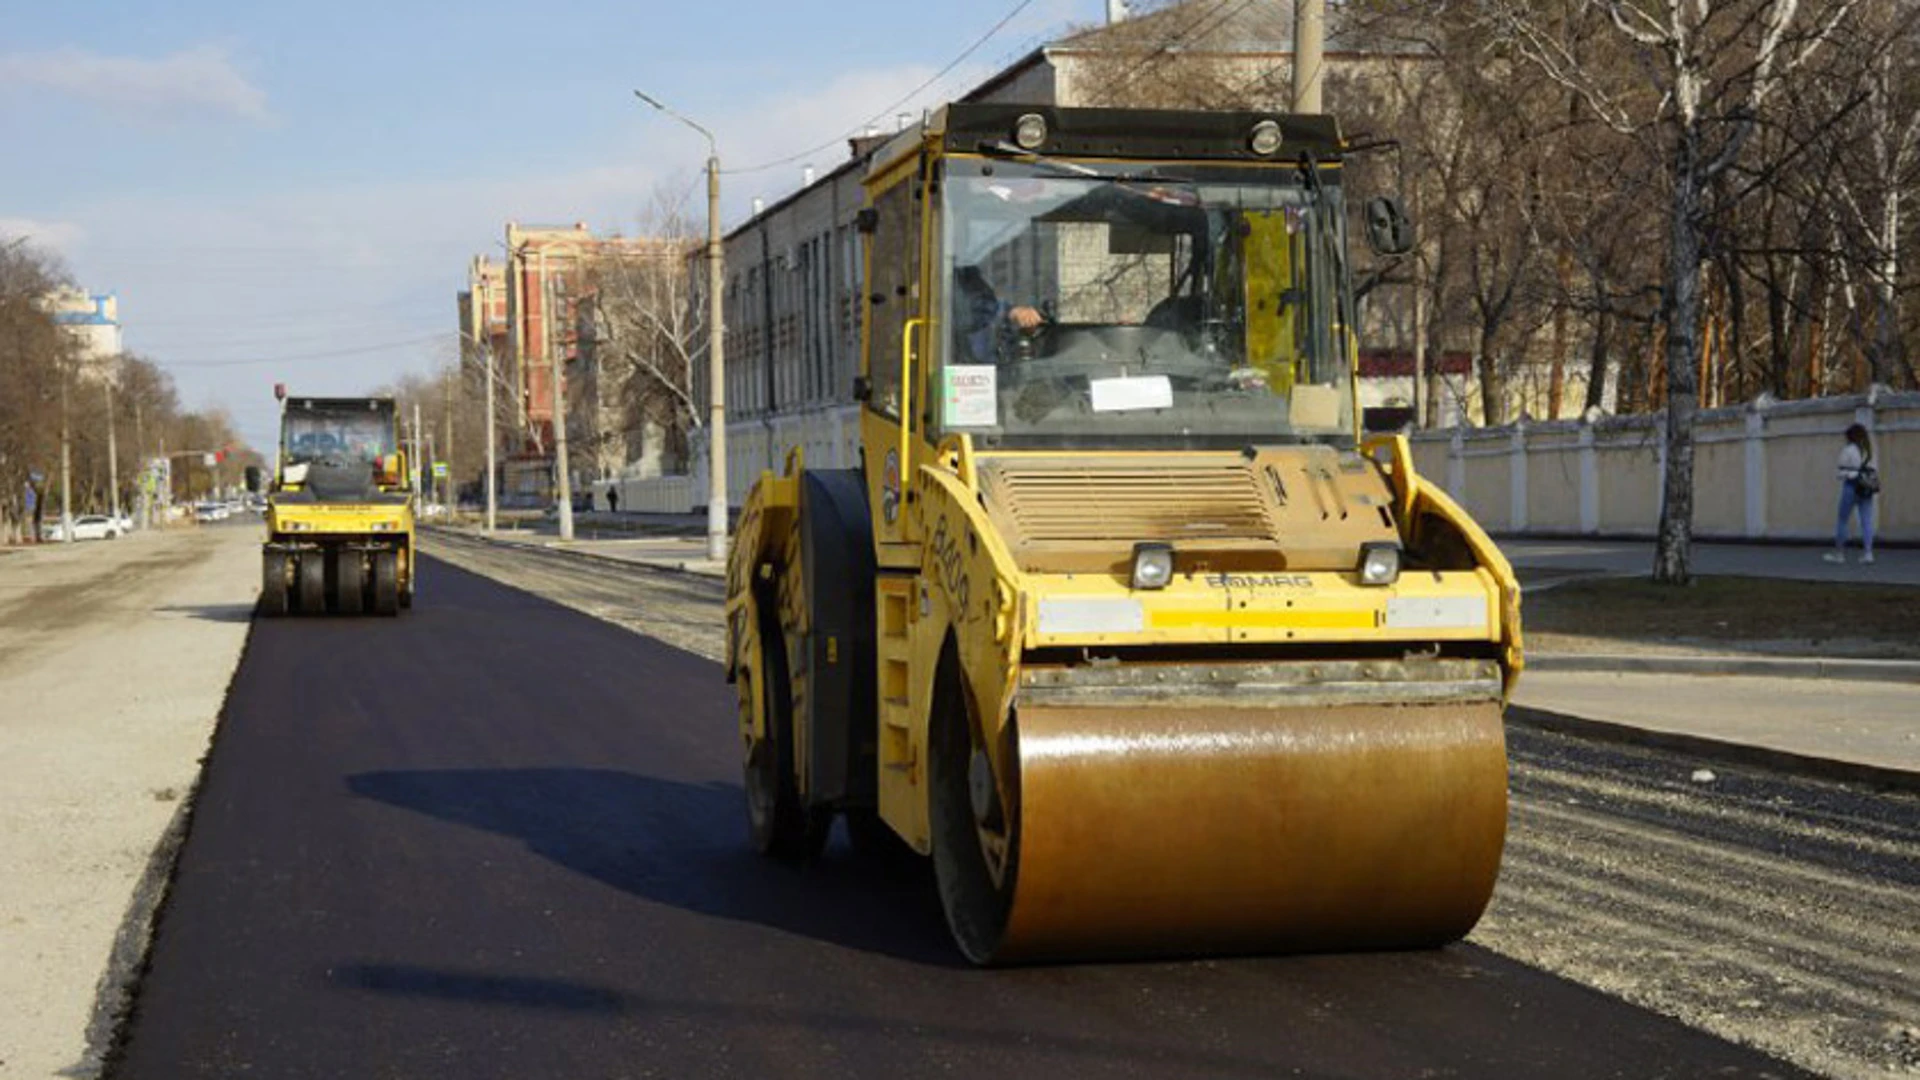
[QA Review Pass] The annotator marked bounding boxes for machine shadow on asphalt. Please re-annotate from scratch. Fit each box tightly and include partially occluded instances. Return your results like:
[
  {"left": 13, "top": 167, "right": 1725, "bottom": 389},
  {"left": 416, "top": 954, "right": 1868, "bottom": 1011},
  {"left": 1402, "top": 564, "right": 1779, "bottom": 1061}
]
[
  {"left": 157, "top": 602, "right": 257, "bottom": 624},
  {"left": 326, "top": 963, "right": 627, "bottom": 1014},
  {"left": 344, "top": 767, "right": 964, "bottom": 967}
]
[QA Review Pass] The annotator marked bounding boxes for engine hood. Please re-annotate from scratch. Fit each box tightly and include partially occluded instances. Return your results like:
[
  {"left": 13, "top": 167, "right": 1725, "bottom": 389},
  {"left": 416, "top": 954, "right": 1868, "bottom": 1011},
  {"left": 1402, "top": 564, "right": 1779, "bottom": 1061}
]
[{"left": 974, "top": 448, "right": 1400, "bottom": 577}]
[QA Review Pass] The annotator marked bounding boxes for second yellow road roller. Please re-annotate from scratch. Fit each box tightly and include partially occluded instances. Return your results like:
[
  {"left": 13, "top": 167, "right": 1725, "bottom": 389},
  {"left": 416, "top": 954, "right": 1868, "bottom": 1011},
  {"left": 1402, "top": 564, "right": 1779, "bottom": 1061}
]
[
  {"left": 726, "top": 104, "right": 1521, "bottom": 964},
  {"left": 260, "top": 390, "right": 415, "bottom": 616}
]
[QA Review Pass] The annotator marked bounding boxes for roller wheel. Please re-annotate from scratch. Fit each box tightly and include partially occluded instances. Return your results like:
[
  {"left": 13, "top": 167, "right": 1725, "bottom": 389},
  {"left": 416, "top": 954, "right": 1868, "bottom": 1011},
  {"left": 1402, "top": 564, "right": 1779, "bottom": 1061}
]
[
  {"left": 371, "top": 550, "right": 400, "bottom": 617},
  {"left": 259, "top": 551, "right": 289, "bottom": 617},
  {"left": 296, "top": 552, "right": 327, "bottom": 615},
  {"left": 334, "top": 550, "right": 365, "bottom": 615},
  {"left": 930, "top": 648, "right": 1017, "bottom": 965},
  {"left": 744, "top": 610, "right": 830, "bottom": 861}
]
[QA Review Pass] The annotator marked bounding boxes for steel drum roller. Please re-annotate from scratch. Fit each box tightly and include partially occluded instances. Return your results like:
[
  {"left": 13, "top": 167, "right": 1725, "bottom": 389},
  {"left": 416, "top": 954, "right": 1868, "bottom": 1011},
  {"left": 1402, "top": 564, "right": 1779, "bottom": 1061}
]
[{"left": 970, "top": 701, "right": 1508, "bottom": 964}]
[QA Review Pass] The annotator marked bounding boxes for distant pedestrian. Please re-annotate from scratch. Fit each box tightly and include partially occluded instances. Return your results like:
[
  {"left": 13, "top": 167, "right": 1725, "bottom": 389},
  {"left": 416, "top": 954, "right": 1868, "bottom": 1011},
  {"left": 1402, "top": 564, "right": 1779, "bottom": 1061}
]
[
  {"left": 606, "top": 487, "right": 619, "bottom": 514},
  {"left": 1825, "top": 424, "right": 1878, "bottom": 565}
]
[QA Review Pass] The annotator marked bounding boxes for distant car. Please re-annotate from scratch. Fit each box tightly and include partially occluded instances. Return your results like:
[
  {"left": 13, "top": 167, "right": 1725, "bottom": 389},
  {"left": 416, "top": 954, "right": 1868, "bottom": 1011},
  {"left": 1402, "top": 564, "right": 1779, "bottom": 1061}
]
[
  {"left": 41, "top": 514, "right": 123, "bottom": 542},
  {"left": 192, "top": 501, "right": 228, "bottom": 522}
]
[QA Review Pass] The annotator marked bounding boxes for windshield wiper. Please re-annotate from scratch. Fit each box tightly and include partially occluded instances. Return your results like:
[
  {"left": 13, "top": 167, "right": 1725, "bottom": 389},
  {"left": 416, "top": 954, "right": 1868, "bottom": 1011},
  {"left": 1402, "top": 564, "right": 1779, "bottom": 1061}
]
[{"left": 975, "top": 140, "right": 1186, "bottom": 186}]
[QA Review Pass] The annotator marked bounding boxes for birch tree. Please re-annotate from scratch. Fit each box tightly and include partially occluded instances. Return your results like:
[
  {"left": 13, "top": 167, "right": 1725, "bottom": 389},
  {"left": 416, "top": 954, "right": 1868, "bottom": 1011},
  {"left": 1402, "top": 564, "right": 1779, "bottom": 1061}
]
[
  {"left": 1816, "top": 0, "right": 1920, "bottom": 386},
  {"left": 1477, "top": 0, "right": 1865, "bottom": 583}
]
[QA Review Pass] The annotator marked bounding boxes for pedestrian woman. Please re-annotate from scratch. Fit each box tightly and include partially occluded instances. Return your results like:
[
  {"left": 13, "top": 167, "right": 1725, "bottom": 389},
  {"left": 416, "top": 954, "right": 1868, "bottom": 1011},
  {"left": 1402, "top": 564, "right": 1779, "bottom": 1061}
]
[{"left": 1825, "top": 424, "right": 1878, "bottom": 565}]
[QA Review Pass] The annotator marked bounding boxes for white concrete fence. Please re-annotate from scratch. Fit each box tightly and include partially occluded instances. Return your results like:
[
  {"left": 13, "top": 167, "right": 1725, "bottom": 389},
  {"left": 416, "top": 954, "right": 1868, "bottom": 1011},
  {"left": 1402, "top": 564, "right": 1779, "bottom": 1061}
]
[
  {"left": 1410, "top": 389, "right": 1918, "bottom": 543},
  {"left": 608, "top": 391, "right": 1917, "bottom": 544},
  {"left": 590, "top": 404, "right": 861, "bottom": 515}
]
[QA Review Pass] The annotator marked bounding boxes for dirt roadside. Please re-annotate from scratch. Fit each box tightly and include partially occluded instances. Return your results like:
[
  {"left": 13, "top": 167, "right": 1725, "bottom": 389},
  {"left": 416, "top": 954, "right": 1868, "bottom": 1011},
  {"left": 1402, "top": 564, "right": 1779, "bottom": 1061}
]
[
  {"left": 1525, "top": 574, "right": 1920, "bottom": 660},
  {"left": 0, "top": 525, "right": 256, "bottom": 1080}
]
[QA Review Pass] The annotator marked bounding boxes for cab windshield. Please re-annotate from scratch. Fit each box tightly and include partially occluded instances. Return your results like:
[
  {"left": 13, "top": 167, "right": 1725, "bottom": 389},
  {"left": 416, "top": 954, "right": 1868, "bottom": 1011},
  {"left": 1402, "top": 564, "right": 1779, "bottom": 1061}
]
[
  {"left": 938, "top": 159, "right": 1354, "bottom": 449},
  {"left": 282, "top": 405, "right": 396, "bottom": 465}
]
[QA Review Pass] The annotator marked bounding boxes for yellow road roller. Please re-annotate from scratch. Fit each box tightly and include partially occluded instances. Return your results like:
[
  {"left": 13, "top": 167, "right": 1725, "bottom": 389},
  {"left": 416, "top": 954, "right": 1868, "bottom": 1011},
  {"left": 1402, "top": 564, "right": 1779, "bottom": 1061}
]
[
  {"left": 260, "top": 392, "right": 414, "bottom": 616},
  {"left": 726, "top": 105, "right": 1521, "bottom": 964}
]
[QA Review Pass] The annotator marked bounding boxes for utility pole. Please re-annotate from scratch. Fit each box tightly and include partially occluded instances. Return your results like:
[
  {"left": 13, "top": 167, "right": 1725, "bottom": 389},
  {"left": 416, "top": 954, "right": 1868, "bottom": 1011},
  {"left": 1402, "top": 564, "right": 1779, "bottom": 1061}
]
[
  {"left": 548, "top": 253, "right": 576, "bottom": 541},
  {"left": 635, "top": 88, "right": 727, "bottom": 563},
  {"left": 1291, "top": 0, "right": 1326, "bottom": 114},
  {"left": 443, "top": 367, "right": 454, "bottom": 510},
  {"left": 58, "top": 353, "right": 73, "bottom": 543},
  {"left": 105, "top": 372, "right": 121, "bottom": 521},
  {"left": 1407, "top": 159, "right": 1429, "bottom": 430},
  {"left": 133, "top": 394, "right": 148, "bottom": 527},
  {"left": 484, "top": 340, "right": 498, "bottom": 532},
  {"left": 414, "top": 402, "right": 425, "bottom": 498},
  {"left": 705, "top": 148, "right": 726, "bottom": 562}
]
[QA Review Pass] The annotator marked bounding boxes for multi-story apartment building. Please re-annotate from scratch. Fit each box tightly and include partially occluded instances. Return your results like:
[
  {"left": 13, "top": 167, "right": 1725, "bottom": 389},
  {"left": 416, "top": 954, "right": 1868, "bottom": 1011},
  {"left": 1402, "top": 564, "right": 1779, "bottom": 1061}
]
[{"left": 47, "top": 286, "right": 122, "bottom": 380}]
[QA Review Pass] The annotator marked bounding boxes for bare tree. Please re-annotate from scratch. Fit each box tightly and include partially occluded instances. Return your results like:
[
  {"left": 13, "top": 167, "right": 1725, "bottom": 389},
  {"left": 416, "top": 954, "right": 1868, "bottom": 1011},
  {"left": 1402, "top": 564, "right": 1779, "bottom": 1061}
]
[
  {"left": 577, "top": 189, "right": 707, "bottom": 478},
  {"left": 1473, "top": 0, "right": 1866, "bottom": 582}
]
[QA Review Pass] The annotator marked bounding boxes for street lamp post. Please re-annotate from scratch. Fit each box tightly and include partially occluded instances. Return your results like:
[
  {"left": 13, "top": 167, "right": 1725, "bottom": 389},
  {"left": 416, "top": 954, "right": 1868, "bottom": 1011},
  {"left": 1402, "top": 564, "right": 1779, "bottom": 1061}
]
[
  {"left": 485, "top": 340, "right": 497, "bottom": 532},
  {"left": 635, "top": 88, "right": 728, "bottom": 564}
]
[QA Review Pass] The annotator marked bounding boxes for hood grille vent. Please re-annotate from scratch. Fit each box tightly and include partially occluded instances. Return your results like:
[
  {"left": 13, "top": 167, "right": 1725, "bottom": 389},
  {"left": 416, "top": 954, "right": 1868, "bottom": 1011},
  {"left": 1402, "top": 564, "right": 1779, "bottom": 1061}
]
[{"left": 982, "top": 464, "right": 1275, "bottom": 543}]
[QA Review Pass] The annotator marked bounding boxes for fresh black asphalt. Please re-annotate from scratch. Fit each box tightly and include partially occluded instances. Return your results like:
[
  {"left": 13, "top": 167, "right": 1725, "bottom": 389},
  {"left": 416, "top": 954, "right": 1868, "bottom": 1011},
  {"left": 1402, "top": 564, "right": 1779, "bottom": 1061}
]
[{"left": 108, "top": 555, "right": 1812, "bottom": 1078}]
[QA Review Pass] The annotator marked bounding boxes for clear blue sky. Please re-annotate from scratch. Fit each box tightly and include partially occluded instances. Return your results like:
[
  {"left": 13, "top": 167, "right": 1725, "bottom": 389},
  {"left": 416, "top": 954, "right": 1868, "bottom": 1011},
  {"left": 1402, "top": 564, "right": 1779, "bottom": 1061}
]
[{"left": 2, "top": 0, "right": 1103, "bottom": 453}]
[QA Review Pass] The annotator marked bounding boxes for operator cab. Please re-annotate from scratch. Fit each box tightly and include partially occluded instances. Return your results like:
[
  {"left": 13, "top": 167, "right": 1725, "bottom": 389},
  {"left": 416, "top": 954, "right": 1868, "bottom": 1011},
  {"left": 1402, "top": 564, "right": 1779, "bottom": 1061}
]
[
  {"left": 889, "top": 109, "right": 1375, "bottom": 455},
  {"left": 276, "top": 398, "right": 403, "bottom": 503}
]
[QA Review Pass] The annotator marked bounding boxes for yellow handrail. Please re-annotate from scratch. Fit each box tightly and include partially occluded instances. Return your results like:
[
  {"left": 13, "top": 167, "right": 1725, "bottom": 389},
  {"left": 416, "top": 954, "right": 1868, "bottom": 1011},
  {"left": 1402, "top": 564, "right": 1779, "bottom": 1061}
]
[{"left": 900, "top": 317, "right": 924, "bottom": 487}]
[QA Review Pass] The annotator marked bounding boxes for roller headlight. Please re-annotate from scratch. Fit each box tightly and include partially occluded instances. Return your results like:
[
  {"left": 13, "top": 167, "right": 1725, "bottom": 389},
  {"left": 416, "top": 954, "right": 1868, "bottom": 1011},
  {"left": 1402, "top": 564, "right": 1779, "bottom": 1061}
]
[
  {"left": 1358, "top": 542, "right": 1401, "bottom": 586},
  {"left": 1013, "top": 112, "right": 1048, "bottom": 151},
  {"left": 1249, "top": 119, "right": 1284, "bottom": 156},
  {"left": 1131, "top": 542, "right": 1174, "bottom": 590}
]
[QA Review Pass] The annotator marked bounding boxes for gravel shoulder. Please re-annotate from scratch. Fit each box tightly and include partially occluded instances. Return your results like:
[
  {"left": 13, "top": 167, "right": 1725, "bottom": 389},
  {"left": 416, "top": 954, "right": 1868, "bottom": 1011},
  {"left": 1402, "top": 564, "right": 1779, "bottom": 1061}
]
[
  {"left": 429, "top": 533, "right": 1920, "bottom": 1078},
  {"left": 0, "top": 525, "right": 256, "bottom": 1080}
]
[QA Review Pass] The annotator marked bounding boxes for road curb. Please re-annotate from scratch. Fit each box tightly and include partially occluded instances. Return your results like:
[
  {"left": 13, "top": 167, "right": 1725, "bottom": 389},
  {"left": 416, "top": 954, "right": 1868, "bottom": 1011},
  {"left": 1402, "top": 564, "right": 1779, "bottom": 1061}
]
[
  {"left": 424, "top": 527, "right": 726, "bottom": 584},
  {"left": 1509, "top": 706, "right": 1920, "bottom": 795},
  {"left": 1528, "top": 652, "right": 1920, "bottom": 684}
]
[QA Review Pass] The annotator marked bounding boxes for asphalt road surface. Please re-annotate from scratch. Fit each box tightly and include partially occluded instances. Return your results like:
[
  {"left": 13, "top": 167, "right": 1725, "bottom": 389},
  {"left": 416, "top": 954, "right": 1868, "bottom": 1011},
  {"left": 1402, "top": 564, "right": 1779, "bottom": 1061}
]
[{"left": 110, "top": 553, "right": 1823, "bottom": 1079}]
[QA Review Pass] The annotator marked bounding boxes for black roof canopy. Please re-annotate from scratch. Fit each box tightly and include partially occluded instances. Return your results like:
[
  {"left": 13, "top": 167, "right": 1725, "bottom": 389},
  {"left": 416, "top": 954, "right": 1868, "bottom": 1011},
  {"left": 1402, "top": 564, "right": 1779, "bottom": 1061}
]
[{"left": 940, "top": 103, "right": 1343, "bottom": 163}]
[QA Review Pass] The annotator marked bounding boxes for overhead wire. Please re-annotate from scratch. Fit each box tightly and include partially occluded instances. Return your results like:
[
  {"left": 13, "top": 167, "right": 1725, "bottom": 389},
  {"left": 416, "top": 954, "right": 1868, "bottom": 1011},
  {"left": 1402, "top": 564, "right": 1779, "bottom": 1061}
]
[
  {"left": 160, "top": 332, "right": 451, "bottom": 368},
  {"left": 721, "top": 0, "right": 1037, "bottom": 178}
]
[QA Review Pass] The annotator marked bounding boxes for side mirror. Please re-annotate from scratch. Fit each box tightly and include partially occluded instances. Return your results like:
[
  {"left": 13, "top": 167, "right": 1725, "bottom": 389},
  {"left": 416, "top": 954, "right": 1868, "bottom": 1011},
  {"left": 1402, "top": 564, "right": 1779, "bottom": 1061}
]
[
  {"left": 243, "top": 465, "right": 263, "bottom": 493},
  {"left": 1364, "top": 196, "right": 1416, "bottom": 257},
  {"left": 1363, "top": 405, "right": 1415, "bottom": 434}
]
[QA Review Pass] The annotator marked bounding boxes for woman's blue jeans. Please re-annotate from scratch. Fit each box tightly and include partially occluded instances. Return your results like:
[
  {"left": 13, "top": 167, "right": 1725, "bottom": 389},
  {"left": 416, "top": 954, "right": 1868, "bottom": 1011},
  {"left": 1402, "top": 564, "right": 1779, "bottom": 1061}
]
[{"left": 1836, "top": 482, "right": 1876, "bottom": 553}]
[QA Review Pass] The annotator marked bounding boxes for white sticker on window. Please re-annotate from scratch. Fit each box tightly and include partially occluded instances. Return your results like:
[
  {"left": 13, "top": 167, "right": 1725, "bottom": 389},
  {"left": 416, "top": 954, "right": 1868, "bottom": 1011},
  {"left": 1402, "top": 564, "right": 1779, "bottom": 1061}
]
[
  {"left": 1089, "top": 375, "right": 1173, "bottom": 413},
  {"left": 944, "top": 365, "right": 998, "bottom": 427}
]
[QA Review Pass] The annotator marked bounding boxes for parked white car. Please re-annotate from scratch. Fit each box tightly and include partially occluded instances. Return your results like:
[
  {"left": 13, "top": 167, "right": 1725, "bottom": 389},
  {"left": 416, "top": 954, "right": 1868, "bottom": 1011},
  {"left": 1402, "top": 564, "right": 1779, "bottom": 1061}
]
[{"left": 41, "top": 515, "right": 124, "bottom": 541}]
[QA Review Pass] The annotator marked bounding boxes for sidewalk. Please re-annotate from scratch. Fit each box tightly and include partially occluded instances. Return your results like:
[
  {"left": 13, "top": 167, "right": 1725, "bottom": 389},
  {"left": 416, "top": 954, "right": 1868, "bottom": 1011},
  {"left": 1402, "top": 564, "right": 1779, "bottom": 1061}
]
[
  {"left": 431, "top": 523, "right": 724, "bottom": 578},
  {"left": 1504, "top": 538, "right": 1920, "bottom": 786},
  {"left": 1503, "top": 537, "right": 1920, "bottom": 587}
]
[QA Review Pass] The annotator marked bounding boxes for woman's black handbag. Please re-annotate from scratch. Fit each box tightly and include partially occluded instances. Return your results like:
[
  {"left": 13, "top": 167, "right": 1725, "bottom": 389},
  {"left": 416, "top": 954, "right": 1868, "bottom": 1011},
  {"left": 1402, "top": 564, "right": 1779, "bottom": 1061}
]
[{"left": 1854, "top": 463, "right": 1881, "bottom": 498}]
